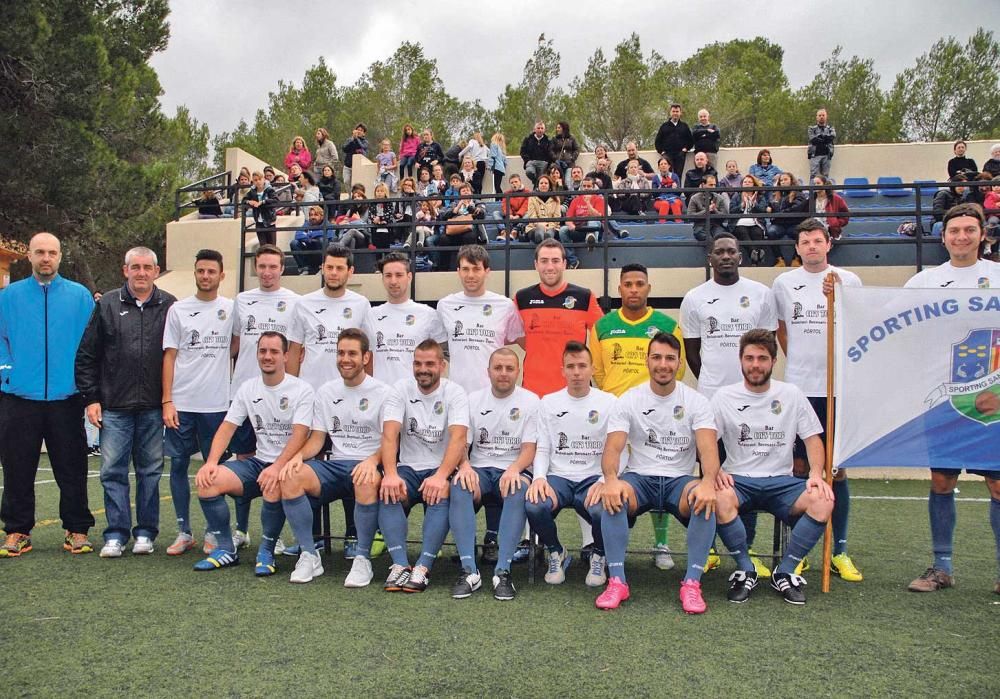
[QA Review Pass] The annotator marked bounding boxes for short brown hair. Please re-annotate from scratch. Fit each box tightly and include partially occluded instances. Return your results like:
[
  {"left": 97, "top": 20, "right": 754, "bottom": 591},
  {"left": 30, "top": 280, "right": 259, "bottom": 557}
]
[
  {"left": 534, "top": 238, "right": 566, "bottom": 261},
  {"left": 457, "top": 244, "right": 490, "bottom": 269},
  {"left": 338, "top": 327, "right": 369, "bottom": 354},
  {"left": 795, "top": 218, "right": 830, "bottom": 244},
  {"left": 562, "top": 340, "right": 592, "bottom": 362},
  {"left": 377, "top": 252, "right": 411, "bottom": 273},
  {"left": 739, "top": 329, "right": 778, "bottom": 360},
  {"left": 414, "top": 338, "right": 444, "bottom": 359},
  {"left": 255, "top": 244, "right": 285, "bottom": 265}
]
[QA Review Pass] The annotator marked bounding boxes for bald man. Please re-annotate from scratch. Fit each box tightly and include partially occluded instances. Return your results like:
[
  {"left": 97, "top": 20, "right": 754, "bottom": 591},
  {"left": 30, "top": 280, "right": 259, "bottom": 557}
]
[{"left": 0, "top": 233, "right": 97, "bottom": 557}]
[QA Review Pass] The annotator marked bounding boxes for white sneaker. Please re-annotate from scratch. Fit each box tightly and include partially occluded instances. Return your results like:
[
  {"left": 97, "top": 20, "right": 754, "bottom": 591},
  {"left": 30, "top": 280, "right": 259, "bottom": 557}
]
[
  {"left": 233, "top": 530, "right": 251, "bottom": 549},
  {"left": 289, "top": 551, "right": 324, "bottom": 584},
  {"left": 132, "top": 536, "right": 154, "bottom": 555},
  {"left": 654, "top": 544, "right": 675, "bottom": 571},
  {"left": 544, "top": 547, "right": 570, "bottom": 585},
  {"left": 203, "top": 531, "right": 218, "bottom": 554},
  {"left": 344, "top": 557, "right": 374, "bottom": 588},
  {"left": 100, "top": 539, "right": 124, "bottom": 558},
  {"left": 274, "top": 537, "right": 287, "bottom": 555},
  {"left": 586, "top": 553, "right": 608, "bottom": 587}
]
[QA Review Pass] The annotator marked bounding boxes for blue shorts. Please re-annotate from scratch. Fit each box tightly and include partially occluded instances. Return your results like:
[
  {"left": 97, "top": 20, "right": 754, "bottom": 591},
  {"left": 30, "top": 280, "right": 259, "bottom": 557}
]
[
  {"left": 164, "top": 411, "right": 227, "bottom": 459},
  {"left": 398, "top": 465, "right": 441, "bottom": 507},
  {"left": 223, "top": 457, "right": 268, "bottom": 500},
  {"left": 793, "top": 397, "right": 829, "bottom": 463},
  {"left": 229, "top": 418, "right": 256, "bottom": 456},
  {"left": 621, "top": 473, "right": 697, "bottom": 525},
  {"left": 732, "top": 474, "right": 807, "bottom": 524},
  {"left": 545, "top": 474, "right": 601, "bottom": 516},
  {"left": 930, "top": 467, "right": 1000, "bottom": 478},
  {"left": 304, "top": 459, "right": 358, "bottom": 507},
  {"left": 466, "top": 466, "right": 532, "bottom": 508}
]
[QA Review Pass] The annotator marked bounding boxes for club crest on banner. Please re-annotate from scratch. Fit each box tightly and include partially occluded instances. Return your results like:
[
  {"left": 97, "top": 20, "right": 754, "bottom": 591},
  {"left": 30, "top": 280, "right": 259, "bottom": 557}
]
[{"left": 925, "top": 328, "right": 1000, "bottom": 425}]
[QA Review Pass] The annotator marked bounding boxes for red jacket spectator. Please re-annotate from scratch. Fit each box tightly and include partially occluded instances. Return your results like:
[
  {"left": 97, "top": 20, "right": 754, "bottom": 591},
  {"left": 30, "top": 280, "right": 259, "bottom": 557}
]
[
  {"left": 502, "top": 187, "right": 530, "bottom": 218},
  {"left": 284, "top": 136, "right": 312, "bottom": 172},
  {"left": 565, "top": 192, "right": 607, "bottom": 227}
]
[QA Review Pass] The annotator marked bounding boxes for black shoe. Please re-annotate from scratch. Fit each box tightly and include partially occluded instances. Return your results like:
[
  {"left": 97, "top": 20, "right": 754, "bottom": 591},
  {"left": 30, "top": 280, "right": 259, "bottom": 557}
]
[
  {"left": 579, "top": 543, "right": 594, "bottom": 564},
  {"left": 727, "top": 570, "right": 759, "bottom": 603},
  {"left": 451, "top": 570, "right": 482, "bottom": 599},
  {"left": 511, "top": 539, "right": 531, "bottom": 564},
  {"left": 401, "top": 566, "right": 429, "bottom": 593},
  {"left": 481, "top": 536, "right": 498, "bottom": 564},
  {"left": 771, "top": 572, "right": 807, "bottom": 605},
  {"left": 492, "top": 570, "right": 516, "bottom": 601}
]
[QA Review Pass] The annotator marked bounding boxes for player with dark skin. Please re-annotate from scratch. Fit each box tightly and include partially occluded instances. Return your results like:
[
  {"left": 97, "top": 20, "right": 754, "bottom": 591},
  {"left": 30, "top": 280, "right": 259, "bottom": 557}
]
[{"left": 683, "top": 236, "right": 742, "bottom": 379}]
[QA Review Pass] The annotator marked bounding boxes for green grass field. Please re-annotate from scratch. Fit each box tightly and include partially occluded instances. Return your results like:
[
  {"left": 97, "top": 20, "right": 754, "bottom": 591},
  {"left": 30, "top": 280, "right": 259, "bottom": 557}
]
[{"left": 4, "top": 458, "right": 999, "bottom": 698}]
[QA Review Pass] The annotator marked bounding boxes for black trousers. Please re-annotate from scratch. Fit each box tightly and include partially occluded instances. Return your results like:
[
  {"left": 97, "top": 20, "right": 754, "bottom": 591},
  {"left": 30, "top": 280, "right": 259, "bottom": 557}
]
[{"left": 0, "top": 394, "right": 95, "bottom": 535}]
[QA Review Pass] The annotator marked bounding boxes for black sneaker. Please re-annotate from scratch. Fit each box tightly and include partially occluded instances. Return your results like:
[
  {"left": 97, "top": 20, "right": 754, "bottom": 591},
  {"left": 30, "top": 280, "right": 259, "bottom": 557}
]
[
  {"left": 401, "top": 565, "right": 429, "bottom": 593},
  {"left": 481, "top": 535, "right": 498, "bottom": 564},
  {"left": 727, "top": 569, "right": 759, "bottom": 603},
  {"left": 451, "top": 570, "right": 482, "bottom": 599},
  {"left": 511, "top": 539, "right": 531, "bottom": 564},
  {"left": 771, "top": 572, "right": 807, "bottom": 605},
  {"left": 383, "top": 564, "right": 411, "bottom": 592},
  {"left": 580, "top": 543, "right": 595, "bottom": 564},
  {"left": 492, "top": 570, "right": 516, "bottom": 601}
]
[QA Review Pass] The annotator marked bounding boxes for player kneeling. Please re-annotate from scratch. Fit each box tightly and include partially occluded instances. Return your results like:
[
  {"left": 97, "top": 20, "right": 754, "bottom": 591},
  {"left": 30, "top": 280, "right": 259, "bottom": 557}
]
[
  {"left": 596, "top": 332, "right": 720, "bottom": 613},
  {"left": 711, "top": 329, "right": 834, "bottom": 605},
  {"left": 278, "top": 329, "right": 392, "bottom": 585}
]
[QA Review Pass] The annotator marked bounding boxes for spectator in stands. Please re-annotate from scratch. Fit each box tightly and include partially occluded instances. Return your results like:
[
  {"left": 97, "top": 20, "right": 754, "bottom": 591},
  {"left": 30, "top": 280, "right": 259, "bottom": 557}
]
[
  {"left": 436, "top": 182, "right": 486, "bottom": 268},
  {"left": 718, "top": 159, "right": 743, "bottom": 191},
  {"left": 297, "top": 170, "right": 320, "bottom": 203},
  {"left": 459, "top": 132, "right": 489, "bottom": 194},
  {"left": 416, "top": 129, "right": 445, "bottom": 172},
  {"left": 284, "top": 135, "right": 312, "bottom": 174},
  {"left": 396, "top": 176, "right": 418, "bottom": 245},
  {"left": 520, "top": 121, "right": 553, "bottom": 186},
  {"left": 341, "top": 123, "right": 369, "bottom": 186},
  {"left": 984, "top": 143, "right": 1000, "bottom": 178},
  {"left": 312, "top": 128, "right": 338, "bottom": 179},
  {"left": 728, "top": 174, "right": 768, "bottom": 262},
  {"left": 398, "top": 124, "right": 420, "bottom": 178},
  {"left": 494, "top": 173, "right": 530, "bottom": 241},
  {"left": 442, "top": 173, "right": 465, "bottom": 210},
  {"left": 525, "top": 175, "right": 561, "bottom": 242},
  {"left": 588, "top": 157, "right": 614, "bottom": 191},
  {"left": 807, "top": 109, "right": 836, "bottom": 178},
  {"left": 334, "top": 185, "right": 370, "bottom": 249},
  {"left": 413, "top": 198, "right": 436, "bottom": 248},
  {"left": 566, "top": 166, "right": 585, "bottom": 195},
  {"left": 547, "top": 164, "right": 568, "bottom": 203},
  {"left": 459, "top": 156, "right": 478, "bottom": 191},
  {"left": 271, "top": 173, "right": 293, "bottom": 216},
  {"left": 655, "top": 104, "right": 694, "bottom": 179},
  {"left": 318, "top": 165, "right": 341, "bottom": 203},
  {"left": 488, "top": 132, "right": 508, "bottom": 194},
  {"left": 687, "top": 175, "right": 728, "bottom": 242},
  {"left": 370, "top": 182, "right": 400, "bottom": 249},
  {"left": 429, "top": 163, "right": 447, "bottom": 195},
  {"left": 612, "top": 160, "right": 653, "bottom": 219},
  {"left": 767, "top": 171, "right": 809, "bottom": 266},
  {"left": 551, "top": 121, "right": 580, "bottom": 179},
  {"left": 262, "top": 166, "right": 275, "bottom": 184},
  {"left": 443, "top": 139, "right": 464, "bottom": 179},
  {"left": 225, "top": 171, "right": 250, "bottom": 218},
  {"left": 931, "top": 174, "right": 973, "bottom": 234},
  {"left": 692, "top": 109, "right": 721, "bottom": 169},
  {"left": 416, "top": 167, "right": 435, "bottom": 197},
  {"left": 749, "top": 148, "right": 782, "bottom": 186},
  {"left": 683, "top": 152, "right": 718, "bottom": 198},
  {"left": 613, "top": 141, "right": 655, "bottom": 180},
  {"left": 947, "top": 140, "right": 978, "bottom": 180},
  {"left": 810, "top": 175, "right": 850, "bottom": 240},
  {"left": 559, "top": 176, "right": 607, "bottom": 269},
  {"left": 290, "top": 205, "right": 329, "bottom": 275},
  {"left": 243, "top": 171, "right": 278, "bottom": 246},
  {"left": 651, "top": 157, "right": 683, "bottom": 223},
  {"left": 984, "top": 178, "right": 1000, "bottom": 236},
  {"left": 375, "top": 139, "right": 399, "bottom": 192},
  {"left": 196, "top": 188, "right": 223, "bottom": 219}
]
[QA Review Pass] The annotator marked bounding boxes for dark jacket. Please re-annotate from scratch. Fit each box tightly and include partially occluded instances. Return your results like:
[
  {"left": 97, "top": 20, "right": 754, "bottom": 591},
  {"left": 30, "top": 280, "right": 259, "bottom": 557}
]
[
  {"left": 932, "top": 188, "right": 972, "bottom": 222},
  {"left": 520, "top": 134, "right": 553, "bottom": 164},
  {"left": 318, "top": 176, "right": 341, "bottom": 201},
  {"left": 342, "top": 135, "right": 369, "bottom": 168},
  {"left": 728, "top": 193, "right": 769, "bottom": 231},
  {"left": 772, "top": 194, "right": 810, "bottom": 228},
  {"left": 551, "top": 135, "right": 580, "bottom": 165},
  {"left": 947, "top": 156, "right": 978, "bottom": 179},
  {"left": 692, "top": 123, "right": 721, "bottom": 154},
  {"left": 654, "top": 119, "right": 693, "bottom": 157},
  {"left": 614, "top": 157, "right": 654, "bottom": 180},
  {"left": 243, "top": 185, "right": 278, "bottom": 228},
  {"left": 807, "top": 124, "right": 836, "bottom": 158},
  {"left": 416, "top": 141, "right": 445, "bottom": 169},
  {"left": 75, "top": 283, "right": 176, "bottom": 411},
  {"left": 683, "top": 164, "right": 718, "bottom": 192}
]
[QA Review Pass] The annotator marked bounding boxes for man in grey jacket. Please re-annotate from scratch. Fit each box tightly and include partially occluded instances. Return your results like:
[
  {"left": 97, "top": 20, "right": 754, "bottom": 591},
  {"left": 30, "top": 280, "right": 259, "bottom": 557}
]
[
  {"left": 76, "top": 246, "right": 176, "bottom": 558},
  {"left": 807, "top": 109, "right": 836, "bottom": 179}
]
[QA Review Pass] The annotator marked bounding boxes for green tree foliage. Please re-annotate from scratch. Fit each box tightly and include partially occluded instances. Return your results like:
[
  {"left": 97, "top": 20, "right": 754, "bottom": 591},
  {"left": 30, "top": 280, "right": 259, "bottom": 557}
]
[
  {"left": 493, "top": 34, "right": 564, "bottom": 143},
  {"left": 796, "top": 47, "right": 888, "bottom": 143},
  {"left": 0, "top": 0, "right": 208, "bottom": 289}
]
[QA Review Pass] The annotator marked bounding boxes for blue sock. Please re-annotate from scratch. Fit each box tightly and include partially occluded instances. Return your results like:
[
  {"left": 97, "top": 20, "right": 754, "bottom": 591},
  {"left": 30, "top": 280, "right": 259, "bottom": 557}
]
[
  {"left": 416, "top": 501, "right": 451, "bottom": 570},
  {"left": 235, "top": 496, "right": 251, "bottom": 533},
  {"left": 832, "top": 478, "right": 850, "bottom": 555},
  {"left": 378, "top": 502, "right": 410, "bottom": 567},
  {"left": 741, "top": 511, "right": 758, "bottom": 549},
  {"left": 484, "top": 502, "right": 501, "bottom": 541},
  {"left": 929, "top": 491, "right": 956, "bottom": 574},
  {"left": 496, "top": 486, "right": 527, "bottom": 573},
  {"left": 585, "top": 505, "right": 604, "bottom": 556},
  {"left": 342, "top": 498, "right": 357, "bottom": 539},
  {"left": 258, "top": 500, "right": 285, "bottom": 556},
  {"left": 199, "top": 495, "right": 233, "bottom": 553},
  {"left": 685, "top": 510, "right": 717, "bottom": 581},
  {"left": 354, "top": 502, "right": 379, "bottom": 559},
  {"left": 449, "top": 483, "right": 478, "bottom": 574},
  {"left": 169, "top": 456, "right": 192, "bottom": 534},
  {"left": 601, "top": 506, "right": 630, "bottom": 583},
  {"left": 716, "top": 517, "right": 754, "bottom": 572},
  {"left": 991, "top": 498, "right": 1000, "bottom": 579},
  {"left": 525, "top": 496, "right": 561, "bottom": 552},
  {"left": 776, "top": 514, "right": 826, "bottom": 575},
  {"left": 281, "top": 494, "right": 315, "bottom": 554}
]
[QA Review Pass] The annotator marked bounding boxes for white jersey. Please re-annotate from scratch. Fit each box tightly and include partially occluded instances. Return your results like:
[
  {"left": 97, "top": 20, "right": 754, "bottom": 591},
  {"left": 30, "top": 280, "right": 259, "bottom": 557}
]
[
  {"left": 384, "top": 377, "right": 470, "bottom": 472},
  {"left": 467, "top": 386, "right": 541, "bottom": 470},
  {"left": 437, "top": 291, "right": 525, "bottom": 394},
  {"left": 231, "top": 287, "right": 300, "bottom": 398},
  {"left": 773, "top": 266, "right": 862, "bottom": 396},
  {"left": 710, "top": 379, "right": 822, "bottom": 478},
  {"left": 904, "top": 258, "right": 1000, "bottom": 290},
  {"left": 609, "top": 382, "right": 716, "bottom": 478},
  {"left": 534, "top": 387, "right": 617, "bottom": 482},
  {"left": 311, "top": 375, "right": 394, "bottom": 460},
  {"left": 225, "top": 374, "right": 314, "bottom": 463},
  {"left": 162, "top": 295, "right": 234, "bottom": 413},
  {"left": 365, "top": 299, "right": 448, "bottom": 385},
  {"left": 288, "top": 288, "right": 373, "bottom": 389},
  {"left": 680, "top": 277, "right": 778, "bottom": 397}
]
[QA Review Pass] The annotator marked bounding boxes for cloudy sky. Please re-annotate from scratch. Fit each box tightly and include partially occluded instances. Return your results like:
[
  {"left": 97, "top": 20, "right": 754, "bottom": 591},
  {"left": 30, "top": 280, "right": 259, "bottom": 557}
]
[{"left": 152, "top": 0, "right": 999, "bottom": 135}]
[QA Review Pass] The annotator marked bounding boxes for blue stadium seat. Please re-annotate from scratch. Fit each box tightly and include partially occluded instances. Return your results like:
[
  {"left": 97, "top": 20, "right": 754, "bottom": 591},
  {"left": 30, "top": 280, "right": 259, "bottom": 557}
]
[
  {"left": 842, "top": 177, "right": 876, "bottom": 198},
  {"left": 876, "top": 177, "right": 911, "bottom": 197},
  {"left": 913, "top": 180, "right": 939, "bottom": 198}
]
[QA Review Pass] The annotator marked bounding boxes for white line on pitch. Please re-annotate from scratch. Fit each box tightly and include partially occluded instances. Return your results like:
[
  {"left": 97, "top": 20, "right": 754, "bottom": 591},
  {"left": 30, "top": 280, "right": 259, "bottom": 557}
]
[{"left": 852, "top": 495, "right": 990, "bottom": 502}]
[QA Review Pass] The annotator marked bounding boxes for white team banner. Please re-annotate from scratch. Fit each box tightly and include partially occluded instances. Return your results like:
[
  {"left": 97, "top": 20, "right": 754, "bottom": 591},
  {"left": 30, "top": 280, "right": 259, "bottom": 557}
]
[{"left": 833, "top": 286, "right": 1000, "bottom": 469}]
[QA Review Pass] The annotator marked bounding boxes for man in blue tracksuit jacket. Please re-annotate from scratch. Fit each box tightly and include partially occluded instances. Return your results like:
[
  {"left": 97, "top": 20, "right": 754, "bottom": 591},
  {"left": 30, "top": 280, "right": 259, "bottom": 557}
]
[{"left": 0, "top": 232, "right": 96, "bottom": 557}]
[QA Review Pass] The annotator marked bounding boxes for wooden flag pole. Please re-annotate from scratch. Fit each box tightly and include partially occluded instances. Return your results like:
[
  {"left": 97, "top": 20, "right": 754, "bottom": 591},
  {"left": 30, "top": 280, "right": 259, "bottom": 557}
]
[{"left": 822, "top": 272, "right": 836, "bottom": 594}]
